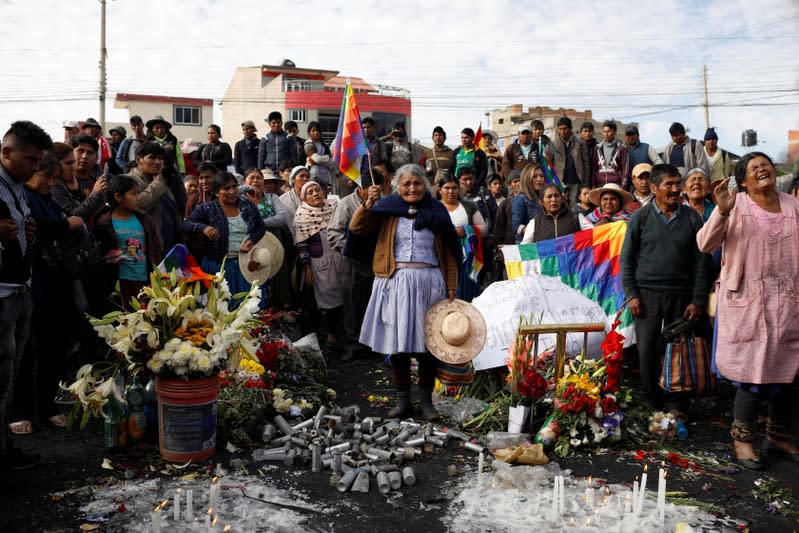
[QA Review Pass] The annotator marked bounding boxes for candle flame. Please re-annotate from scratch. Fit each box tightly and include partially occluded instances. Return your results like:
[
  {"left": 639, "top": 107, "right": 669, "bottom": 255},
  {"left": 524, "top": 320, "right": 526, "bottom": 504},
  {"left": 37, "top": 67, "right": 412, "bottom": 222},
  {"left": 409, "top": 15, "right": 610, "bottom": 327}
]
[
  {"left": 207, "top": 507, "right": 214, "bottom": 516},
  {"left": 664, "top": 470, "right": 669, "bottom": 480},
  {"left": 211, "top": 476, "right": 219, "bottom": 484},
  {"left": 587, "top": 475, "right": 592, "bottom": 485},
  {"left": 223, "top": 526, "right": 232, "bottom": 532},
  {"left": 212, "top": 515, "right": 219, "bottom": 527},
  {"left": 156, "top": 499, "right": 169, "bottom": 510},
  {"left": 605, "top": 486, "right": 611, "bottom": 495},
  {"left": 643, "top": 464, "right": 649, "bottom": 473}
]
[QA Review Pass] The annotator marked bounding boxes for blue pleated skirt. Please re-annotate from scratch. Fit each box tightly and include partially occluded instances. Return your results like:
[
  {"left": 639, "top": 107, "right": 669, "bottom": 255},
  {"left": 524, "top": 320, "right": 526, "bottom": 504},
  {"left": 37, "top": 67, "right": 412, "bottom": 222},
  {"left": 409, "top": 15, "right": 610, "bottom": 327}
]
[{"left": 359, "top": 267, "right": 446, "bottom": 355}]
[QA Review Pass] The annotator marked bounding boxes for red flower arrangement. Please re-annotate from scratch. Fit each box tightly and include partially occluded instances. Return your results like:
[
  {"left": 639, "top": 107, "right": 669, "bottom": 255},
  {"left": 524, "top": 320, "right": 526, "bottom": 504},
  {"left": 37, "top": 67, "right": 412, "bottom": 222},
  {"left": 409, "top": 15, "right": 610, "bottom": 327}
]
[{"left": 600, "top": 307, "right": 626, "bottom": 393}]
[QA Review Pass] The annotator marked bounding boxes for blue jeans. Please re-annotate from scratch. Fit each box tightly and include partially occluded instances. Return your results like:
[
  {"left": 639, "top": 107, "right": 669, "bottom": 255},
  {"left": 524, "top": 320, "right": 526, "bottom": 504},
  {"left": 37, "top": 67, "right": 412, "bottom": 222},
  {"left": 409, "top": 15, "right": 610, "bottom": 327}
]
[{"left": 0, "top": 291, "right": 33, "bottom": 454}]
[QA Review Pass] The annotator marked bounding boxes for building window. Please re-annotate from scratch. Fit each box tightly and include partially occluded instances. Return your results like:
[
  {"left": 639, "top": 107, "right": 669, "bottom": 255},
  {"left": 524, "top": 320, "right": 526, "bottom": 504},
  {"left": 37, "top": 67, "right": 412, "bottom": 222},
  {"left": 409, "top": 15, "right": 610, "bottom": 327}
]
[
  {"left": 498, "top": 118, "right": 504, "bottom": 124},
  {"left": 174, "top": 105, "right": 201, "bottom": 126},
  {"left": 288, "top": 109, "right": 307, "bottom": 123}
]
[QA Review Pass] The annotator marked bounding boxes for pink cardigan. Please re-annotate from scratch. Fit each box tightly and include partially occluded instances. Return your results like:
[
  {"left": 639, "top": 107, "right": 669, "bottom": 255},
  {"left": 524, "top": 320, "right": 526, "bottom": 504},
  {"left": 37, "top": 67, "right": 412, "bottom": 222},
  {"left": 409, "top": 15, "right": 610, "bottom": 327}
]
[{"left": 696, "top": 192, "right": 799, "bottom": 383}]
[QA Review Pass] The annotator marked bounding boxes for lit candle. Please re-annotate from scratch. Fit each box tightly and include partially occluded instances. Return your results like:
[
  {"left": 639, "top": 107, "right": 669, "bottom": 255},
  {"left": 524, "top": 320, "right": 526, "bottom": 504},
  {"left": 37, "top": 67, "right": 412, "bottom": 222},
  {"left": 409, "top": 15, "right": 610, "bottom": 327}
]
[
  {"left": 209, "top": 477, "right": 220, "bottom": 510},
  {"left": 186, "top": 489, "right": 193, "bottom": 521},
  {"left": 657, "top": 468, "right": 668, "bottom": 525},
  {"left": 558, "top": 475, "right": 565, "bottom": 515},
  {"left": 637, "top": 465, "right": 648, "bottom": 516},
  {"left": 205, "top": 507, "right": 213, "bottom": 529},
  {"left": 632, "top": 479, "right": 639, "bottom": 514},
  {"left": 624, "top": 492, "right": 632, "bottom": 514},
  {"left": 152, "top": 508, "right": 161, "bottom": 533},
  {"left": 174, "top": 489, "right": 181, "bottom": 522}
]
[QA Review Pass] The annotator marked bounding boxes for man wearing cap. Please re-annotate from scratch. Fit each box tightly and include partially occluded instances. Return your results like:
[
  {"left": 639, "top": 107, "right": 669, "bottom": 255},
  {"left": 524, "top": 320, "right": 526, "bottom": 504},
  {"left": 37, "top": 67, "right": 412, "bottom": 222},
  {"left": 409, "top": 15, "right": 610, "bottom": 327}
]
[
  {"left": 258, "top": 111, "right": 295, "bottom": 174},
  {"left": 552, "top": 117, "right": 590, "bottom": 207},
  {"left": 592, "top": 120, "right": 630, "bottom": 190},
  {"left": 62, "top": 120, "right": 79, "bottom": 143},
  {"left": 662, "top": 122, "right": 709, "bottom": 179},
  {"left": 626, "top": 163, "right": 654, "bottom": 213},
  {"left": 115, "top": 116, "right": 147, "bottom": 173},
  {"left": 383, "top": 121, "right": 422, "bottom": 171},
  {"left": 624, "top": 125, "right": 662, "bottom": 179},
  {"left": 145, "top": 115, "right": 185, "bottom": 176},
  {"left": 81, "top": 118, "right": 113, "bottom": 170},
  {"left": 194, "top": 124, "right": 232, "bottom": 172},
  {"left": 421, "top": 126, "right": 454, "bottom": 183},
  {"left": 501, "top": 123, "right": 540, "bottom": 179},
  {"left": 107, "top": 125, "right": 126, "bottom": 174},
  {"left": 701, "top": 127, "right": 731, "bottom": 184},
  {"left": 620, "top": 163, "right": 710, "bottom": 416},
  {"left": 234, "top": 121, "right": 260, "bottom": 176}
]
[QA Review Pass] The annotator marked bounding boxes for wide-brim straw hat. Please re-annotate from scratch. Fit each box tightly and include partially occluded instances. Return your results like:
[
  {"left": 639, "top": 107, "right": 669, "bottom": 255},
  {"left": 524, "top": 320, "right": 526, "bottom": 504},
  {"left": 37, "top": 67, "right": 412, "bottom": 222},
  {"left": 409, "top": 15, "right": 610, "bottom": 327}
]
[
  {"left": 588, "top": 183, "right": 634, "bottom": 206},
  {"left": 239, "top": 232, "right": 284, "bottom": 286},
  {"left": 424, "top": 299, "right": 487, "bottom": 364}
]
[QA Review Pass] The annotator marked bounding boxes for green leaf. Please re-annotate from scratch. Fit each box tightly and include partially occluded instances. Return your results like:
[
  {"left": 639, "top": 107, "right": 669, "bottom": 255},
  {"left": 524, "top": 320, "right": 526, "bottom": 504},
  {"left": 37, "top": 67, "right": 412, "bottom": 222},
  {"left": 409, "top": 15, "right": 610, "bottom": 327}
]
[{"left": 79, "top": 407, "right": 91, "bottom": 430}]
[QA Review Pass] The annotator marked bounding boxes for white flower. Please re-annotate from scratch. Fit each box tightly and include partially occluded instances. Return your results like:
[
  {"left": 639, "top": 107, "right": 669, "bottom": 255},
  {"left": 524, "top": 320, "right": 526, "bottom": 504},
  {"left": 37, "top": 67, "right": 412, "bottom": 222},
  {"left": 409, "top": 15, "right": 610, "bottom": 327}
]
[{"left": 570, "top": 438, "right": 581, "bottom": 447}]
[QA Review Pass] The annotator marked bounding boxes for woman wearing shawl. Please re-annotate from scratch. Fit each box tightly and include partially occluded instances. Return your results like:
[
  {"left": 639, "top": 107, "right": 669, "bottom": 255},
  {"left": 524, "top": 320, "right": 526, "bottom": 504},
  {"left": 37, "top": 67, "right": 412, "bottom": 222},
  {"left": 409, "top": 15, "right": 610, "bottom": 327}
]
[
  {"left": 349, "top": 164, "right": 461, "bottom": 420},
  {"left": 182, "top": 172, "right": 266, "bottom": 306},
  {"left": 294, "top": 181, "right": 343, "bottom": 348},
  {"left": 584, "top": 183, "right": 633, "bottom": 226},
  {"left": 279, "top": 166, "right": 311, "bottom": 232},
  {"left": 510, "top": 163, "right": 545, "bottom": 242},
  {"left": 438, "top": 173, "right": 487, "bottom": 302}
]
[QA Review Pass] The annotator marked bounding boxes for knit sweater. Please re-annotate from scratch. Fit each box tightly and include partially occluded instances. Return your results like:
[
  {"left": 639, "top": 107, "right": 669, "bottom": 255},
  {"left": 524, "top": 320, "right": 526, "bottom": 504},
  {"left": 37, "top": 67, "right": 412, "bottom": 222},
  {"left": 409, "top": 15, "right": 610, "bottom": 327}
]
[{"left": 620, "top": 203, "right": 709, "bottom": 306}]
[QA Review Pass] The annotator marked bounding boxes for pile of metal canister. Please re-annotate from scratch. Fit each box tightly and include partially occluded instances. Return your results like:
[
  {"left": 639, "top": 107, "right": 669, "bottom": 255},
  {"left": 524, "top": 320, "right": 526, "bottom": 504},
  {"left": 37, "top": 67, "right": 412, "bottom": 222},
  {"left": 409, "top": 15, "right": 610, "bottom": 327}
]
[{"left": 252, "top": 404, "right": 486, "bottom": 494}]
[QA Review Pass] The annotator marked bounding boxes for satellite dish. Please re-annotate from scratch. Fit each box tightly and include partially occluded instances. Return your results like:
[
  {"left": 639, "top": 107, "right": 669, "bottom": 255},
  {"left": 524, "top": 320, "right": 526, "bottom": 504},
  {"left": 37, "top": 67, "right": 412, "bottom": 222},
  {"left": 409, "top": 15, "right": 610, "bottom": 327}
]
[{"left": 281, "top": 59, "right": 296, "bottom": 68}]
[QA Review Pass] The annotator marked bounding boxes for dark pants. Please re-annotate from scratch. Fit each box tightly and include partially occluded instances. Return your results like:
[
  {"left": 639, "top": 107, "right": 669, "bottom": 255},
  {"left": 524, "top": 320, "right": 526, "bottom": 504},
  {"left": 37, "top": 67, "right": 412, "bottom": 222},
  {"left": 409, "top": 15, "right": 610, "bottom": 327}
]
[
  {"left": 565, "top": 184, "right": 581, "bottom": 208},
  {"left": 0, "top": 292, "right": 33, "bottom": 454},
  {"left": 634, "top": 288, "right": 693, "bottom": 412},
  {"left": 732, "top": 385, "right": 793, "bottom": 441},
  {"left": 391, "top": 353, "right": 436, "bottom": 391},
  {"left": 341, "top": 259, "right": 374, "bottom": 346}
]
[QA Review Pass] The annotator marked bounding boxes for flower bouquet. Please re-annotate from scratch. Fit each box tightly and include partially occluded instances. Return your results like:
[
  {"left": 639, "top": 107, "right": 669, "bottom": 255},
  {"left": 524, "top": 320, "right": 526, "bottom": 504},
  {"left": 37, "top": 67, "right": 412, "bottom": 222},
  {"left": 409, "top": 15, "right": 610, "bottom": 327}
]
[
  {"left": 536, "top": 310, "right": 632, "bottom": 457},
  {"left": 505, "top": 327, "right": 554, "bottom": 433},
  {"left": 62, "top": 266, "right": 261, "bottom": 428}
]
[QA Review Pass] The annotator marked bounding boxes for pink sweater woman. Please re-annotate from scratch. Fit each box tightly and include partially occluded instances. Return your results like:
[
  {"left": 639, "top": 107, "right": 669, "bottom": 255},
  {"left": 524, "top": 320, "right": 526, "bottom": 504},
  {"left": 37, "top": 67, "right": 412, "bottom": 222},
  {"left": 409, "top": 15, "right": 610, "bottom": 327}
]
[{"left": 696, "top": 152, "right": 799, "bottom": 470}]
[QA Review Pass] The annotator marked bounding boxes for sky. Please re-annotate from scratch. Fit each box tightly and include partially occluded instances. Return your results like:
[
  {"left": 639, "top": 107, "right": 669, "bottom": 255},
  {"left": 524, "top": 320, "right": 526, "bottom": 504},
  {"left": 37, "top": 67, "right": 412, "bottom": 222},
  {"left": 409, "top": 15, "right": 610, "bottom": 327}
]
[{"left": 0, "top": 0, "right": 797, "bottom": 160}]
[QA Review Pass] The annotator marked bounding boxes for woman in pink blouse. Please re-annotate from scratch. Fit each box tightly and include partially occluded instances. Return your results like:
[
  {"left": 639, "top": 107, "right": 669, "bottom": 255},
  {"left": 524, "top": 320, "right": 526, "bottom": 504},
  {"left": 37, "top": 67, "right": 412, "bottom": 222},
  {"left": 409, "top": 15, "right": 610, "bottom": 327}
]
[{"left": 696, "top": 152, "right": 799, "bottom": 470}]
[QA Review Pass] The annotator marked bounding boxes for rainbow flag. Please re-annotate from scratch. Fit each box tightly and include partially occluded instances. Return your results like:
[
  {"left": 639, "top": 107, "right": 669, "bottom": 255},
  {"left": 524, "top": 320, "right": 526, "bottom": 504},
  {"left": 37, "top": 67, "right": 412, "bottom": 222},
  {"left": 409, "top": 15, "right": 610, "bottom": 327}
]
[
  {"left": 462, "top": 224, "right": 483, "bottom": 283},
  {"left": 539, "top": 141, "right": 562, "bottom": 189},
  {"left": 158, "top": 244, "right": 214, "bottom": 283},
  {"left": 500, "top": 221, "right": 635, "bottom": 343},
  {"left": 331, "top": 82, "right": 368, "bottom": 182}
]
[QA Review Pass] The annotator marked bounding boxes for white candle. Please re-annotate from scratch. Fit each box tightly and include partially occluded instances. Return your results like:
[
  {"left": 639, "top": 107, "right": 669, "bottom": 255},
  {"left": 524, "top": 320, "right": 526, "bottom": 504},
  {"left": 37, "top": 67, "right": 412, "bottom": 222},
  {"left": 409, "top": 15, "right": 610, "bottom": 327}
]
[
  {"left": 205, "top": 508, "right": 213, "bottom": 529},
  {"left": 657, "top": 468, "right": 667, "bottom": 524},
  {"left": 632, "top": 481, "right": 639, "bottom": 514},
  {"left": 558, "top": 475, "right": 565, "bottom": 515},
  {"left": 174, "top": 489, "right": 181, "bottom": 522},
  {"left": 186, "top": 489, "right": 193, "bottom": 521},
  {"left": 624, "top": 492, "right": 632, "bottom": 514},
  {"left": 152, "top": 509, "right": 161, "bottom": 533},
  {"left": 637, "top": 467, "right": 648, "bottom": 516},
  {"left": 209, "top": 477, "right": 220, "bottom": 510},
  {"left": 477, "top": 451, "right": 484, "bottom": 487},
  {"left": 551, "top": 476, "right": 559, "bottom": 519},
  {"left": 586, "top": 488, "right": 595, "bottom": 508}
]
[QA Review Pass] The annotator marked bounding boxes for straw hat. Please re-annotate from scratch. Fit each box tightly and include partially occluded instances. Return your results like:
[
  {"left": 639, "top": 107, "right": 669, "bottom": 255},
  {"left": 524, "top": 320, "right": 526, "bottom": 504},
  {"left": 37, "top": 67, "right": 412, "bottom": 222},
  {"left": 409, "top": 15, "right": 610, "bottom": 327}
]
[
  {"left": 588, "top": 183, "right": 634, "bottom": 206},
  {"left": 424, "top": 299, "right": 487, "bottom": 364},
  {"left": 239, "top": 232, "right": 284, "bottom": 286}
]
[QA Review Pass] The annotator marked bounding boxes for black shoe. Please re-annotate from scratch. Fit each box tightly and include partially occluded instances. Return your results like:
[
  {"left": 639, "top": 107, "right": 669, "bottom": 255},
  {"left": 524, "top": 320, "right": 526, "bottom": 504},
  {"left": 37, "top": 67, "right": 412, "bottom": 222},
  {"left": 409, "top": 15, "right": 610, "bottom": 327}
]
[
  {"left": 1, "top": 448, "right": 41, "bottom": 470},
  {"left": 764, "top": 440, "right": 799, "bottom": 463}
]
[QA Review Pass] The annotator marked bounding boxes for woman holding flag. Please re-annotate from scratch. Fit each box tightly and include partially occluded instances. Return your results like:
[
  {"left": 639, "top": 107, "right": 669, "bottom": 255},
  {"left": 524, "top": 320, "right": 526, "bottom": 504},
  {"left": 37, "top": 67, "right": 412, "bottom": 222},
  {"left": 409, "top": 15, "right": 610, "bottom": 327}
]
[
  {"left": 349, "top": 164, "right": 461, "bottom": 420},
  {"left": 438, "top": 173, "right": 486, "bottom": 302}
]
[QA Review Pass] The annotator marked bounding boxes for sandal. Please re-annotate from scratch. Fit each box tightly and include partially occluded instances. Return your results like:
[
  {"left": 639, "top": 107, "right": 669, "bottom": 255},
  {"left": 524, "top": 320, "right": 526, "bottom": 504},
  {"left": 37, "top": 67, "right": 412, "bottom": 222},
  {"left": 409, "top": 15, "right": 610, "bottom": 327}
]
[
  {"left": 8, "top": 420, "right": 33, "bottom": 435},
  {"left": 765, "top": 440, "right": 799, "bottom": 463},
  {"left": 49, "top": 414, "right": 68, "bottom": 428},
  {"left": 733, "top": 441, "right": 765, "bottom": 470}
]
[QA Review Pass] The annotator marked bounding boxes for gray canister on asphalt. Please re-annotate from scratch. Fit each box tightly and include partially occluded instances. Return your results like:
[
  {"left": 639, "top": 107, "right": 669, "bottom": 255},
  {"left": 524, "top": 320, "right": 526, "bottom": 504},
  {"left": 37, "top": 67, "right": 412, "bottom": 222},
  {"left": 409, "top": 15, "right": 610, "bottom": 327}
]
[
  {"left": 311, "top": 444, "right": 322, "bottom": 472},
  {"left": 402, "top": 466, "right": 416, "bottom": 486},
  {"left": 336, "top": 469, "right": 358, "bottom": 492},
  {"left": 261, "top": 423, "right": 276, "bottom": 443},
  {"left": 351, "top": 471, "right": 370, "bottom": 493},
  {"left": 332, "top": 451, "right": 343, "bottom": 474},
  {"left": 388, "top": 471, "right": 402, "bottom": 490},
  {"left": 376, "top": 471, "right": 391, "bottom": 494},
  {"left": 273, "top": 415, "right": 294, "bottom": 436}
]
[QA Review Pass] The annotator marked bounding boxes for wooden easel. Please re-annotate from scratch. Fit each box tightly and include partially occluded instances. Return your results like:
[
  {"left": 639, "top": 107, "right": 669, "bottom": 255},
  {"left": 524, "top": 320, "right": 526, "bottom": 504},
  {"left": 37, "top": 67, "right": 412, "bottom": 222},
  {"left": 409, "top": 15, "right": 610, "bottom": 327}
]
[{"left": 517, "top": 323, "right": 606, "bottom": 384}]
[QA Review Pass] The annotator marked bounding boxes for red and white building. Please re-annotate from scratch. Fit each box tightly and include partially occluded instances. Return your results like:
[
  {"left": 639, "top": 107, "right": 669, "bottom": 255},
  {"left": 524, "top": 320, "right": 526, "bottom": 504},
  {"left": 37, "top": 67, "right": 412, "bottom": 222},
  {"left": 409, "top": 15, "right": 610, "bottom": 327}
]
[{"left": 221, "top": 61, "right": 411, "bottom": 144}]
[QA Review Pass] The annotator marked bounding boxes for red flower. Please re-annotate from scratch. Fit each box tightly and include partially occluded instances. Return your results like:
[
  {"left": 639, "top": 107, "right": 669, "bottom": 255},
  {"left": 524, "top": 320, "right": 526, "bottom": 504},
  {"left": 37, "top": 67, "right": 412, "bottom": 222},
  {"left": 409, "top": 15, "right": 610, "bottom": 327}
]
[
  {"left": 634, "top": 450, "right": 646, "bottom": 461},
  {"left": 600, "top": 397, "right": 617, "bottom": 415}
]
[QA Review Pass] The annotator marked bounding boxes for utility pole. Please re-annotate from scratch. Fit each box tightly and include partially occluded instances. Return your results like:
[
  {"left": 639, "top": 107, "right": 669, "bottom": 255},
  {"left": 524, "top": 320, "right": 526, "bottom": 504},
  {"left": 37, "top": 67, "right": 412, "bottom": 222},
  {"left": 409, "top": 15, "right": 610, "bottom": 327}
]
[
  {"left": 702, "top": 64, "right": 709, "bottom": 131},
  {"left": 99, "top": 0, "right": 107, "bottom": 131}
]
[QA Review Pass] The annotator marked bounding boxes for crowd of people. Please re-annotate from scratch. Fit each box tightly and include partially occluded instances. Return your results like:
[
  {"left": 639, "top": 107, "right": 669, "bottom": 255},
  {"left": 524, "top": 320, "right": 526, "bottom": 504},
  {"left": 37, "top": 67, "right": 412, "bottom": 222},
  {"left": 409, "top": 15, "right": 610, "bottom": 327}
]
[{"left": 0, "top": 111, "right": 797, "bottom": 471}]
